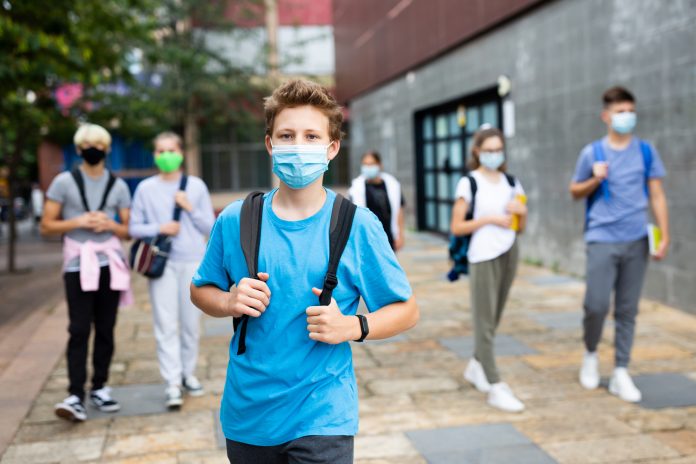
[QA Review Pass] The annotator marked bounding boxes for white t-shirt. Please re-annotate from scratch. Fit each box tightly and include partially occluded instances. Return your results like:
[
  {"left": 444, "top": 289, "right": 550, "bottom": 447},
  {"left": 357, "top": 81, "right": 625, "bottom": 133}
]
[{"left": 454, "top": 170, "right": 525, "bottom": 264}]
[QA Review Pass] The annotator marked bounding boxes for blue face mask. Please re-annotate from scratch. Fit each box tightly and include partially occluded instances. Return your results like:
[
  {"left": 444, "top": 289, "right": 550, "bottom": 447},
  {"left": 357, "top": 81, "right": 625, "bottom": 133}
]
[
  {"left": 271, "top": 142, "right": 332, "bottom": 189},
  {"left": 361, "top": 164, "right": 380, "bottom": 180},
  {"left": 479, "top": 151, "right": 505, "bottom": 170},
  {"left": 611, "top": 112, "right": 637, "bottom": 134}
]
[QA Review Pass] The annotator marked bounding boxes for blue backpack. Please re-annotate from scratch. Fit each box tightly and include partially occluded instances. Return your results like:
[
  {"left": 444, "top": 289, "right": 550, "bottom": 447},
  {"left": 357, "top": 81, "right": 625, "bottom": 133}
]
[
  {"left": 447, "top": 173, "right": 516, "bottom": 282},
  {"left": 585, "top": 139, "right": 653, "bottom": 229}
]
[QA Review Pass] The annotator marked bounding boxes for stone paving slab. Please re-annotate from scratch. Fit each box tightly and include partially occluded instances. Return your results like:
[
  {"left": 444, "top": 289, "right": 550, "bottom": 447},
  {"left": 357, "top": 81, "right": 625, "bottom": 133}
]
[
  {"left": 634, "top": 373, "right": 696, "bottom": 409},
  {"left": 440, "top": 334, "right": 538, "bottom": 358},
  {"left": 406, "top": 424, "right": 557, "bottom": 464},
  {"left": 86, "top": 384, "right": 170, "bottom": 419},
  {"left": 527, "top": 275, "right": 583, "bottom": 286}
]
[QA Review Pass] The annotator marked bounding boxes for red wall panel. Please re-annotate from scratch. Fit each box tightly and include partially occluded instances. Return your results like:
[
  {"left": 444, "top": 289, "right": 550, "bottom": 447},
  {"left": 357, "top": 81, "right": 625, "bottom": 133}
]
[{"left": 333, "top": 0, "right": 545, "bottom": 102}]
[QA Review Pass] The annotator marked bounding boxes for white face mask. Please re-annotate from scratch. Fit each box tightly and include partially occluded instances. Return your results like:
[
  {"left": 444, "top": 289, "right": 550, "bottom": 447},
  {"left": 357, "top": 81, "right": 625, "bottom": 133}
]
[
  {"left": 479, "top": 151, "right": 505, "bottom": 170},
  {"left": 361, "top": 164, "right": 380, "bottom": 180},
  {"left": 270, "top": 142, "right": 332, "bottom": 189}
]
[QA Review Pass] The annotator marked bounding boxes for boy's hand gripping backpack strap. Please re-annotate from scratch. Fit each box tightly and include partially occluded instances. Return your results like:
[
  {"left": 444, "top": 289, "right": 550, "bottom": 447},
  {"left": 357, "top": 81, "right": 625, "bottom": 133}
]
[
  {"left": 237, "top": 191, "right": 265, "bottom": 355},
  {"left": 319, "top": 194, "right": 357, "bottom": 306},
  {"left": 71, "top": 168, "right": 117, "bottom": 213}
]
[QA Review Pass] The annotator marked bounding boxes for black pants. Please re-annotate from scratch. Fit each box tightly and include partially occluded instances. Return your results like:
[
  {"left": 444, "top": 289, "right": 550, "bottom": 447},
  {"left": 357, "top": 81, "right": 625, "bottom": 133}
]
[
  {"left": 64, "top": 268, "right": 120, "bottom": 400},
  {"left": 226, "top": 436, "right": 354, "bottom": 464}
]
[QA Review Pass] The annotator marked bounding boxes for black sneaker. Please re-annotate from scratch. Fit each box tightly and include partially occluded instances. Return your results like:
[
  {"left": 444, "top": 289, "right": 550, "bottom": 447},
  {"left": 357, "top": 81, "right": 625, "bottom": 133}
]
[
  {"left": 89, "top": 386, "right": 121, "bottom": 412},
  {"left": 55, "top": 395, "right": 87, "bottom": 422}
]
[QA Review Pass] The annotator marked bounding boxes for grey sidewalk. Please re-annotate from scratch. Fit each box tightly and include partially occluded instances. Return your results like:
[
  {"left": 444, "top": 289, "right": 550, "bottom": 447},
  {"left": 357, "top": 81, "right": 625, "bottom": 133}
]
[{"left": 2, "top": 231, "right": 696, "bottom": 463}]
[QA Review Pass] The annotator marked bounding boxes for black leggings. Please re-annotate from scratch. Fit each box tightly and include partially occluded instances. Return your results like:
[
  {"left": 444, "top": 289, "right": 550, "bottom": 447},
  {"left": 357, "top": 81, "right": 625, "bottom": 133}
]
[
  {"left": 64, "top": 268, "right": 120, "bottom": 400},
  {"left": 226, "top": 436, "right": 354, "bottom": 464}
]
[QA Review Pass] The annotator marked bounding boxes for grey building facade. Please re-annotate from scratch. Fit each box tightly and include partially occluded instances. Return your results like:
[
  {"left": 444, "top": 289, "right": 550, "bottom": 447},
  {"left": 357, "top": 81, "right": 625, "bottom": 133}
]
[{"left": 337, "top": 0, "right": 696, "bottom": 313}]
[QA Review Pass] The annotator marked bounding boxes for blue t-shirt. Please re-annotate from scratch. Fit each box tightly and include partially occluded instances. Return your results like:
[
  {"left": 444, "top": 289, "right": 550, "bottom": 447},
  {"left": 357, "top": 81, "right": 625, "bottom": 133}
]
[
  {"left": 572, "top": 137, "right": 666, "bottom": 243},
  {"left": 192, "top": 188, "right": 412, "bottom": 446}
]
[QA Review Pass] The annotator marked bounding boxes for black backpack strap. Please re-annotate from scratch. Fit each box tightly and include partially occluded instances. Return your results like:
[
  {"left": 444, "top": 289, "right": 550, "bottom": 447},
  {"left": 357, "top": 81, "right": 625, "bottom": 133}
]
[
  {"left": 172, "top": 175, "right": 188, "bottom": 221},
  {"left": 71, "top": 168, "right": 90, "bottom": 212},
  {"left": 465, "top": 174, "right": 477, "bottom": 220},
  {"left": 71, "top": 168, "right": 118, "bottom": 212},
  {"left": 235, "top": 191, "right": 265, "bottom": 355},
  {"left": 504, "top": 173, "right": 516, "bottom": 188},
  {"left": 97, "top": 172, "right": 117, "bottom": 211},
  {"left": 319, "top": 194, "right": 357, "bottom": 306}
]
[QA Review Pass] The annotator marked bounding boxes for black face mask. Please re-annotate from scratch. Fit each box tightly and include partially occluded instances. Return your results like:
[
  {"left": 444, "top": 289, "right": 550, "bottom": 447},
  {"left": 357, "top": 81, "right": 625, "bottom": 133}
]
[{"left": 81, "top": 147, "right": 106, "bottom": 165}]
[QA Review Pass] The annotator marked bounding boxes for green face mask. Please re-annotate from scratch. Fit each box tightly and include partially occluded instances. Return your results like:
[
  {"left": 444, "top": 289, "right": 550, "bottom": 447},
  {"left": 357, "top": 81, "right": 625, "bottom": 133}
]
[{"left": 155, "top": 151, "right": 184, "bottom": 173}]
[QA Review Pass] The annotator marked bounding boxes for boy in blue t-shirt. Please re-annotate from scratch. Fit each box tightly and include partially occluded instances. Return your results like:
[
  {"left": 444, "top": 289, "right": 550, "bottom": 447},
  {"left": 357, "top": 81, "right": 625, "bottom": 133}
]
[
  {"left": 190, "top": 79, "right": 418, "bottom": 463},
  {"left": 569, "top": 86, "right": 669, "bottom": 403}
]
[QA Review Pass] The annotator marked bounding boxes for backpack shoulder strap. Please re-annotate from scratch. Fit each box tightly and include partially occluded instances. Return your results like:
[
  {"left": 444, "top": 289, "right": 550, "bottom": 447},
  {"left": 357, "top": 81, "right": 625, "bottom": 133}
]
[
  {"left": 503, "top": 173, "right": 516, "bottom": 187},
  {"left": 235, "top": 190, "right": 265, "bottom": 355},
  {"left": 71, "top": 168, "right": 90, "bottom": 212},
  {"left": 97, "top": 171, "right": 117, "bottom": 211},
  {"left": 319, "top": 193, "right": 357, "bottom": 306},
  {"left": 586, "top": 140, "right": 609, "bottom": 230},
  {"left": 465, "top": 174, "right": 477, "bottom": 220},
  {"left": 172, "top": 175, "right": 189, "bottom": 221},
  {"left": 639, "top": 139, "right": 653, "bottom": 197}
]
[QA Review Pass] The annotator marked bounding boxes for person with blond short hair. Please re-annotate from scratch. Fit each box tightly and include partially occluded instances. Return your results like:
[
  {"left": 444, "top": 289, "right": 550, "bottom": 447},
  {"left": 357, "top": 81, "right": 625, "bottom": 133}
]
[{"left": 42, "top": 123, "right": 131, "bottom": 422}]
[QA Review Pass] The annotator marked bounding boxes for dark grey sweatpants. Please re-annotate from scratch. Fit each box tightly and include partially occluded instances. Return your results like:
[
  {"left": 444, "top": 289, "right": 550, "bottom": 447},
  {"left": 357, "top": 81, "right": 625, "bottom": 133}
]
[
  {"left": 583, "top": 238, "right": 649, "bottom": 367},
  {"left": 226, "top": 435, "right": 353, "bottom": 464}
]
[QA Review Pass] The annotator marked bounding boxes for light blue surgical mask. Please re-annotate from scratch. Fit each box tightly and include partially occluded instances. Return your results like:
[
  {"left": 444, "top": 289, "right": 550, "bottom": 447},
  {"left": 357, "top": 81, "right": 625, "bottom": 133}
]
[
  {"left": 611, "top": 112, "right": 637, "bottom": 134},
  {"left": 271, "top": 142, "right": 332, "bottom": 189},
  {"left": 361, "top": 164, "right": 380, "bottom": 180},
  {"left": 479, "top": 151, "right": 505, "bottom": 170}
]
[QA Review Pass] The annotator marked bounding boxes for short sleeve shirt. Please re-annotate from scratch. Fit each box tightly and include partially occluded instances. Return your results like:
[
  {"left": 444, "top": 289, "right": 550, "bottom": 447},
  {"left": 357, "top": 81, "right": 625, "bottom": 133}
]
[
  {"left": 192, "top": 188, "right": 412, "bottom": 446},
  {"left": 46, "top": 170, "right": 130, "bottom": 270},
  {"left": 572, "top": 137, "right": 666, "bottom": 243},
  {"left": 454, "top": 171, "right": 525, "bottom": 263}
]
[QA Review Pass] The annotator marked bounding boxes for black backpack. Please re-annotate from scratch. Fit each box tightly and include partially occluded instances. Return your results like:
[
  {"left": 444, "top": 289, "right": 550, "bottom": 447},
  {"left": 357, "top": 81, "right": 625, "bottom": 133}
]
[
  {"left": 447, "top": 173, "right": 516, "bottom": 282},
  {"left": 234, "top": 191, "right": 357, "bottom": 355}
]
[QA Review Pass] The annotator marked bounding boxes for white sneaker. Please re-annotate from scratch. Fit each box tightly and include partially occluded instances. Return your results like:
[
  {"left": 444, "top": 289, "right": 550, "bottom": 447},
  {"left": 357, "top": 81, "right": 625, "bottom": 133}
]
[
  {"left": 165, "top": 385, "right": 183, "bottom": 409},
  {"left": 464, "top": 358, "right": 491, "bottom": 393},
  {"left": 183, "top": 376, "right": 204, "bottom": 397},
  {"left": 89, "top": 386, "right": 121, "bottom": 412},
  {"left": 609, "top": 368, "right": 642, "bottom": 403},
  {"left": 579, "top": 351, "right": 600, "bottom": 390},
  {"left": 54, "top": 395, "right": 87, "bottom": 422},
  {"left": 487, "top": 382, "right": 525, "bottom": 413}
]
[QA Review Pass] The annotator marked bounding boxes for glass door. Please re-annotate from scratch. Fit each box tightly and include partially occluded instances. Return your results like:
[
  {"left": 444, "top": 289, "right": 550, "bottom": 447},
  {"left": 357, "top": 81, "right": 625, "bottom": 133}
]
[{"left": 415, "top": 89, "right": 501, "bottom": 235}]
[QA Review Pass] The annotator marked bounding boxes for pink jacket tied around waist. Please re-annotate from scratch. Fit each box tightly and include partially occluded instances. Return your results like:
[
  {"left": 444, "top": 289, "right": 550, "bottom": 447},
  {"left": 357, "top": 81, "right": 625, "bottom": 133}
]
[{"left": 63, "top": 236, "right": 133, "bottom": 306}]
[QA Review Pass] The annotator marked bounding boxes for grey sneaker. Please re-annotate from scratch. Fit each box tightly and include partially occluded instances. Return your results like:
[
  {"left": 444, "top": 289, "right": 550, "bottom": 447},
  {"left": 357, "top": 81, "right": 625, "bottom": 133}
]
[
  {"left": 183, "top": 376, "right": 204, "bottom": 397},
  {"left": 55, "top": 395, "right": 87, "bottom": 422}
]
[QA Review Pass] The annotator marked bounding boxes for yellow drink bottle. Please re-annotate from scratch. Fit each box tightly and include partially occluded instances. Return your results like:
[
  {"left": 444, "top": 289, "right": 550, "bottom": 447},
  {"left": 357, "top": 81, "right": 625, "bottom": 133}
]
[{"left": 511, "top": 194, "right": 527, "bottom": 232}]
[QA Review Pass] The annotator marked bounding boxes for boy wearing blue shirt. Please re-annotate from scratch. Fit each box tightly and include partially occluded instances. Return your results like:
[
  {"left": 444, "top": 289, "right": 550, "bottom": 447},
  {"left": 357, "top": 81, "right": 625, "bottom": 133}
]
[
  {"left": 569, "top": 86, "right": 669, "bottom": 403},
  {"left": 190, "top": 79, "right": 418, "bottom": 463}
]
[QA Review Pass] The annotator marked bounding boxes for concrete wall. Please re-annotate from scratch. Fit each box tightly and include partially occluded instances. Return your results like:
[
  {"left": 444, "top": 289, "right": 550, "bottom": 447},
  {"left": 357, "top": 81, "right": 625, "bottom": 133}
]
[{"left": 347, "top": 0, "right": 696, "bottom": 313}]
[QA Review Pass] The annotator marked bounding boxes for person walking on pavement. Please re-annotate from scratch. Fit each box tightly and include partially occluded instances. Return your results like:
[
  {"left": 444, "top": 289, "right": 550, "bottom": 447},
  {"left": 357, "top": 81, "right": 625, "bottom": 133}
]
[
  {"left": 570, "top": 86, "right": 669, "bottom": 402},
  {"left": 348, "top": 151, "right": 406, "bottom": 251},
  {"left": 129, "top": 132, "right": 215, "bottom": 409},
  {"left": 190, "top": 79, "right": 418, "bottom": 464},
  {"left": 41, "top": 123, "right": 132, "bottom": 421},
  {"left": 450, "top": 127, "right": 528, "bottom": 413}
]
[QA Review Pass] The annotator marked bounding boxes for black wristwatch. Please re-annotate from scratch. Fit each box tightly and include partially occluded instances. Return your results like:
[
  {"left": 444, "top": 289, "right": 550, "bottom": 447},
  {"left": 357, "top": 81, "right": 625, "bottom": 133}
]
[{"left": 355, "top": 314, "right": 369, "bottom": 342}]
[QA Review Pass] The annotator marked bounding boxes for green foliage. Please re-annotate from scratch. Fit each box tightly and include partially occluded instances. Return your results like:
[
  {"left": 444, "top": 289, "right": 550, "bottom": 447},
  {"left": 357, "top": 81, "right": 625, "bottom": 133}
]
[{"left": 0, "top": 0, "right": 269, "bottom": 177}]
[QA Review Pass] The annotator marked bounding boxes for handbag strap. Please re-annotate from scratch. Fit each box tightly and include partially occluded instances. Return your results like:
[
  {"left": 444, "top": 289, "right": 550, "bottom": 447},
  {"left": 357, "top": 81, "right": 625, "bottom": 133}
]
[{"left": 172, "top": 175, "right": 188, "bottom": 221}]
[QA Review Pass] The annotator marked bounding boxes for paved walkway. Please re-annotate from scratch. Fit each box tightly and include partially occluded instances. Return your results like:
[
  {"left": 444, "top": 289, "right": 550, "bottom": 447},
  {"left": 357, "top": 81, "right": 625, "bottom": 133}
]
[{"left": 2, "top": 232, "right": 696, "bottom": 463}]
